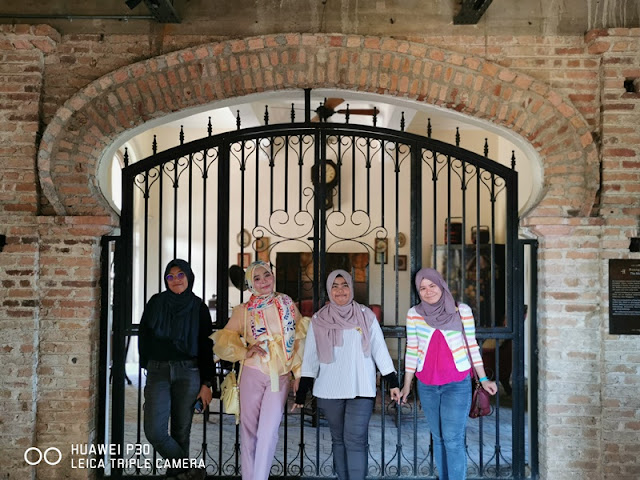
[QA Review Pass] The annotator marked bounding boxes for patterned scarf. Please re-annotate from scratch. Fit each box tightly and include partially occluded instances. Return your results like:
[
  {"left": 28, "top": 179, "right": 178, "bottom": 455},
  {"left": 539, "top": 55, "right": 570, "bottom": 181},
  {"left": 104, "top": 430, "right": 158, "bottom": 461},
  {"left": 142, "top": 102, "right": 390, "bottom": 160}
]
[{"left": 245, "top": 261, "right": 296, "bottom": 360}]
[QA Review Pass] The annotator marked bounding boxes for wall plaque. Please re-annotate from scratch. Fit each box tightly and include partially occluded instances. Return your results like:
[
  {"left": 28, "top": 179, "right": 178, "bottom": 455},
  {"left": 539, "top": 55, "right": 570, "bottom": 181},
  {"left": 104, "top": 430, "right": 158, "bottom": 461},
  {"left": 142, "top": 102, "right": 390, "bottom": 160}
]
[{"left": 609, "top": 259, "right": 640, "bottom": 335}]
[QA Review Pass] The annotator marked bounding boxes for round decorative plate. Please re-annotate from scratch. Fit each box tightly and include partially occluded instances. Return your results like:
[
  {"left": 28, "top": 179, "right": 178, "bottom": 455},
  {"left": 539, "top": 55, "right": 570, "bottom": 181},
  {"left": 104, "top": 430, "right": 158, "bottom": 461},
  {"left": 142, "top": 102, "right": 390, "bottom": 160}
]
[
  {"left": 237, "top": 229, "right": 251, "bottom": 248},
  {"left": 397, "top": 232, "right": 406, "bottom": 248}
]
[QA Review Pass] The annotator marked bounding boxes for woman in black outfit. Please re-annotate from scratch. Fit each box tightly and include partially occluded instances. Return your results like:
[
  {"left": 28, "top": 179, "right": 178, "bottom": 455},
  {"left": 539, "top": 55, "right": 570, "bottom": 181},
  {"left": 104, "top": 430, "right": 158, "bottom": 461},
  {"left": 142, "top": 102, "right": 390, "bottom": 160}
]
[{"left": 138, "top": 259, "right": 214, "bottom": 480}]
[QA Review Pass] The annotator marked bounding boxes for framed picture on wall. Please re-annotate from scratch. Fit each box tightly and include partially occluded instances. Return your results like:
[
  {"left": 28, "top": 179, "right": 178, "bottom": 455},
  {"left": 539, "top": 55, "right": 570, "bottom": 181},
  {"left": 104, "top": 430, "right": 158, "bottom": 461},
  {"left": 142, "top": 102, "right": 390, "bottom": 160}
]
[
  {"left": 395, "top": 255, "right": 407, "bottom": 271},
  {"left": 238, "top": 252, "right": 251, "bottom": 269},
  {"left": 374, "top": 250, "right": 388, "bottom": 264},
  {"left": 255, "top": 236, "right": 270, "bottom": 263},
  {"left": 375, "top": 238, "right": 388, "bottom": 254}
]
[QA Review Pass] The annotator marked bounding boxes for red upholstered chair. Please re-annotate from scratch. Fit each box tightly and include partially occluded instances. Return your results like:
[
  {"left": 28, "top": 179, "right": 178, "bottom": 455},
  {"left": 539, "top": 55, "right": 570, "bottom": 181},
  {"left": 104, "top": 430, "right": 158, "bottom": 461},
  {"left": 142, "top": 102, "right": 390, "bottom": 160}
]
[
  {"left": 369, "top": 304, "right": 383, "bottom": 324},
  {"left": 298, "top": 299, "right": 314, "bottom": 317}
]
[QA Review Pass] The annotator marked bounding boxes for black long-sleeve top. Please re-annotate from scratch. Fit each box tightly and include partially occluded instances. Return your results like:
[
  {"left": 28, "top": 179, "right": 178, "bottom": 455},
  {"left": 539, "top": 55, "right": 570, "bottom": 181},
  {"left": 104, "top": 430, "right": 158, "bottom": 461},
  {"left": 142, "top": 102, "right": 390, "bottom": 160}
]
[{"left": 138, "top": 302, "right": 215, "bottom": 386}]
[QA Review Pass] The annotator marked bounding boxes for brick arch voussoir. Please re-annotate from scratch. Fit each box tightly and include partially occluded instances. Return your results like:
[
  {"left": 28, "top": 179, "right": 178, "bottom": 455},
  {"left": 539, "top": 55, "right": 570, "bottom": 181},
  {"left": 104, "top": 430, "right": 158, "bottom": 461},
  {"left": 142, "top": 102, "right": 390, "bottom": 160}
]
[{"left": 37, "top": 33, "right": 597, "bottom": 218}]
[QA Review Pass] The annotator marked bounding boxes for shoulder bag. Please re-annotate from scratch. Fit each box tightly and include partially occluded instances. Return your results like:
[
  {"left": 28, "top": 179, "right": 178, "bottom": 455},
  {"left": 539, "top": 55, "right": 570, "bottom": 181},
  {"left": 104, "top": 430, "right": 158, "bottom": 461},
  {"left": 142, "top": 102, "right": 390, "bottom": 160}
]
[
  {"left": 220, "top": 307, "right": 247, "bottom": 425},
  {"left": 460, "top": 320, "right": 492, "bottom": 418}
]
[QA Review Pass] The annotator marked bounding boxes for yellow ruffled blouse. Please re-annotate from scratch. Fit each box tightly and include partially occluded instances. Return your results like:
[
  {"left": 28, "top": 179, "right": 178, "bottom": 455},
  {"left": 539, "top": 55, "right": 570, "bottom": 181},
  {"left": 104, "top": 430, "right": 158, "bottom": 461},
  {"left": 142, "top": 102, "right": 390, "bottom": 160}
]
[{"left": 211, "top": 298, "right": 309, "bottom": 392}]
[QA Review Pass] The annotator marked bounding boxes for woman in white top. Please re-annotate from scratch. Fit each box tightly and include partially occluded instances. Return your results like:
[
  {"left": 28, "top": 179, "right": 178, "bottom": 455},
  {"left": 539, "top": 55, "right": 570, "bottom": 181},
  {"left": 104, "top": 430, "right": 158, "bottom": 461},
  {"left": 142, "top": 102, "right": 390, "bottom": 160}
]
[{"left": 292, "top": 269, "right": 401, "bottom": 480}]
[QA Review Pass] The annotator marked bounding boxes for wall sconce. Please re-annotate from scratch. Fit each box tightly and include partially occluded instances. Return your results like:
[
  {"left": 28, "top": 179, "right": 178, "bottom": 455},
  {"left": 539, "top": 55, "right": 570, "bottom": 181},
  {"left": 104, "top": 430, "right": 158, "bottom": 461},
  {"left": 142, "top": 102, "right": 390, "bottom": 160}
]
[
  {"left": 629, "top": 237, "right": 640, "bottom": 253},
  {"left": 0, "top": 235, "right": 6, "bottom": 252}
]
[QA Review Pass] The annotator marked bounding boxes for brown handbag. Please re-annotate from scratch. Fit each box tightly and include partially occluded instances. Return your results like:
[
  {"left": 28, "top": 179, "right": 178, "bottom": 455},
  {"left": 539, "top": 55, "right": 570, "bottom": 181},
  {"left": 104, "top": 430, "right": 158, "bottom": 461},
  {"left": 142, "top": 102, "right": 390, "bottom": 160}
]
[{"left": 461, "top": 322, "right": 493, "bottom": 418}]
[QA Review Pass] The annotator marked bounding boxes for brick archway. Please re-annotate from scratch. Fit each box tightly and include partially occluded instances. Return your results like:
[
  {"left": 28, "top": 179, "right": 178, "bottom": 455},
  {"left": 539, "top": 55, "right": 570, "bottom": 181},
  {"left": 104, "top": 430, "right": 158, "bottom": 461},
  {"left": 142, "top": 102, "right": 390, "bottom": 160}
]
[{"left": 37, "top": 33, "right": 598, "bottom": 219}]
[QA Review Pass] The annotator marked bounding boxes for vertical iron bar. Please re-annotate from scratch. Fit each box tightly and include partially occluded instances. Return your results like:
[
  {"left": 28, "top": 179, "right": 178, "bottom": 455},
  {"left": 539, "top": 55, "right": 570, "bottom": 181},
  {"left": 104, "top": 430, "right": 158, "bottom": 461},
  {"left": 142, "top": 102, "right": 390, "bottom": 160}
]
[
  {"left": 525, "top": 239, "right": 539, "bottom": 479},
  {"left": 446, "top": 154, "right": 452, "bottom": 288},
  {"left": 202, "top": 149, "right": 208, "bottom": 308},
  {"left": 304, "top": 88, "right": 311, "bottom": 123},
  {"left": 312, "top": 132, "right": 321, "bottom": 312},
  {"left": 255, "top": 139, "right": 260, "bottom": 259},
  {"left": 475, "top": 165, "right": 481, "bottom": 326},
  {"left": 509, "top": 169, "right": 525, "bottom": 479},
  {"left": 298, "top": 135, "right": 304, "bottom": 212},
  {"left": 319, "top": 131, "right": 328, "bottom": 301},
  {"left": 394, "top": 144, "right": 400, "bottom": 326},
  {"left": 284, "top": 135, "right": 289, "bottom": 212},
  {"left": 188, "top": 153, "right": 193, "bottom": 264},
  {"left": 432, "top": 152, "right": 438, "bottom": 268},
  {"left": 111, "top": 160, "right": 137, "bottom": 476},
  {"left": 490, "top": 173, "right": 497, "bottom": 329},
  {"left": 217, "top": 143, "right": 231, "bottom": 324},
  {"left": 141, "top": 172, "right": 151, "bottom": 472},
  {"left": 158, "top": 164, "right": 164, "bottom": 293},
  {"left": 409, "top": 141, "right": 422, "bottom": 475},
  {"left": 337, "top": 134, "right": 342, "bottom": 211},
  {"left": 240, "top": 140, "right": 246, "bottom": 291},
  {"left": 173, "top": 157, "right": 178, "bottom": 258},
  {"left": 367, "top": 138, "right": 371, "bottom": 215},
  {"left": 351, "top": 135, "right": 357, "bottom": 212},
  {"left": 270, "top": 137, "right": 275, "bottom": 214}
]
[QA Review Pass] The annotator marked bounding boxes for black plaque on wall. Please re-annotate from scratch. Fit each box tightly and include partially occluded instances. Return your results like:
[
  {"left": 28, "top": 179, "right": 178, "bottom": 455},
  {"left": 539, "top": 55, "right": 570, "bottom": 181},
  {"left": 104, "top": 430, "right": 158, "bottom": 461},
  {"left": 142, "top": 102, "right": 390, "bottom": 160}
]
[{"left": 609, "top": 259, "right": 640, "bottom": 335}]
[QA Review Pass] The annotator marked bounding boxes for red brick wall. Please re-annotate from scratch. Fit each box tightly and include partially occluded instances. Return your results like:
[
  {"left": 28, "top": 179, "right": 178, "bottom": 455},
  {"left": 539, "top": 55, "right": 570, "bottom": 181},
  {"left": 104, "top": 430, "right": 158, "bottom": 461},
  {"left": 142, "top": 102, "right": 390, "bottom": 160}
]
[
  {"left": 0, "top": 24, "right": 48, "bottom": 478},
  {"left": 595, "top": 29, "right": 640, "bottom": 480},
  {"left": 1, "top": 25, "right": 639, "bottom": 480},
  {"left": 34, "top": 216, "right": 113, "bottom": 480}
]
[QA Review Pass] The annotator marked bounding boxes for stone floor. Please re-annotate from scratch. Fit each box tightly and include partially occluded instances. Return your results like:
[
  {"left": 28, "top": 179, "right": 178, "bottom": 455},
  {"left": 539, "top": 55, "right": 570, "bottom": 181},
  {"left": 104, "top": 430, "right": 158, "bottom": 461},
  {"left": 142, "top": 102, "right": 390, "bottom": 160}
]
[{"left": 109, "top": 364, "right": 529, "bottom": 478}]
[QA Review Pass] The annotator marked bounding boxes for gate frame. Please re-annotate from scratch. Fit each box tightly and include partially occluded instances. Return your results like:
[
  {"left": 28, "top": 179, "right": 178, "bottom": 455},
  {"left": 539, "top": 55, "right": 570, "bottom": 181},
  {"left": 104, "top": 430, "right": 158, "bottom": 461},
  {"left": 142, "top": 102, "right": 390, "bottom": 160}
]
[{"left": 109, "top": 109, "right": 528, "bottom": 479}]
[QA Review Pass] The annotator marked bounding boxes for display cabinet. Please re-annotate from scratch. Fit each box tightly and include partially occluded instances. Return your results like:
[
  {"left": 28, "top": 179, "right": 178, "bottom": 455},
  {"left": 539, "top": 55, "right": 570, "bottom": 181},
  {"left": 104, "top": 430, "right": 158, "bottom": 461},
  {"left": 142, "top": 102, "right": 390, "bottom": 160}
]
[{"left": 433, "top": 244, "right": 506, "bottom": 328}]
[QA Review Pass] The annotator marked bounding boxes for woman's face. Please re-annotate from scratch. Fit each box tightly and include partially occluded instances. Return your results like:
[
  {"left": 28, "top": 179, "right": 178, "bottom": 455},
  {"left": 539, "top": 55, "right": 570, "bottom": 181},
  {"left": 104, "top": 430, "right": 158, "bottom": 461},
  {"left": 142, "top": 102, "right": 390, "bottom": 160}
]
[
  {"left": 252, "top": 267, "right": 274, "bottom": 295},
  {"left": 166, "top": 266, "right": 188, "bottom": 295},
  {"left": 419, "top": 278, "right": 443, "bottom": 304},
  {"left": 330, "top": 275, "right": 351, "bottom": 306}
]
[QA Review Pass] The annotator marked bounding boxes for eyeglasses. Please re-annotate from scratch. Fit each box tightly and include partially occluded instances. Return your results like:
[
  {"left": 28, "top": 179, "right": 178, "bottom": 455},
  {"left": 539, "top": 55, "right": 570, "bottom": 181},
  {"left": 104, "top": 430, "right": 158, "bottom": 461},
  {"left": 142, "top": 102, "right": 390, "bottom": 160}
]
[{"left": 166, "top": 272, "right": 186, "bottom": 282}]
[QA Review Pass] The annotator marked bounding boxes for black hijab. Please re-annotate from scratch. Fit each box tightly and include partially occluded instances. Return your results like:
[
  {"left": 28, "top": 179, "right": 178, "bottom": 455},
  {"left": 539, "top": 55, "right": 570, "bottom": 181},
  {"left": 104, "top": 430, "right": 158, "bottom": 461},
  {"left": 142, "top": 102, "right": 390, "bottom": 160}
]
[{"left": 144, "top": 259, "right": 201, "bottom": 357}]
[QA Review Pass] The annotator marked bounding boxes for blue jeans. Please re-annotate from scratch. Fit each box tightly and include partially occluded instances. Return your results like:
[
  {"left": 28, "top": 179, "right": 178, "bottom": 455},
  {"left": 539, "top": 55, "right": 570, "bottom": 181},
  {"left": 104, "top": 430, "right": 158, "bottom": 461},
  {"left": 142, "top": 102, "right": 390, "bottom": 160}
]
[
  {"left": 143, "top": 359, "right": 201, "bottom": 474},
  {"left": 317, "top": 397, "right": 375, "bottom": 480},
  {"left": 416, "top": 376, "right": 471, "bottom": 480}
]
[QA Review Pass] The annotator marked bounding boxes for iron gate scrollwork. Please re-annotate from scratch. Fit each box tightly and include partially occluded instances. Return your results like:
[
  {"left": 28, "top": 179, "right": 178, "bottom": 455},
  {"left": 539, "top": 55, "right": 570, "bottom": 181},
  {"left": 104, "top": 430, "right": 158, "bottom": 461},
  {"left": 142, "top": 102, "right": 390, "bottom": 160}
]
[{"left": 106, "top": 91, "right": 531, "bottom": 479}]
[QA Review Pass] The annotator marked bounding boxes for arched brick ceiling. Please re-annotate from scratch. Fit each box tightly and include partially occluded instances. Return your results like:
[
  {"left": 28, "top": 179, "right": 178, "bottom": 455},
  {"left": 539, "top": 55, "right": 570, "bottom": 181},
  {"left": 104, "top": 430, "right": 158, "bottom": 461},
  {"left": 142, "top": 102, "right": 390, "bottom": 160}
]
[{"left": 37, "top": 33, "right": 598, "bottom": 219}]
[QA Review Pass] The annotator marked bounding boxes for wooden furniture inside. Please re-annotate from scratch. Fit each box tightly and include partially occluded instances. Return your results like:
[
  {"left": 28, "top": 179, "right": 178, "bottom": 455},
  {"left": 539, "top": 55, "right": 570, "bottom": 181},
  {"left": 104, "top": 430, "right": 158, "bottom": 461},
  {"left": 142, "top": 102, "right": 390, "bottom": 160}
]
[
  {"left": 275, "top": 252, "right": 370, "bottom": 307},
  {"left": 433, "top": 244, "right": 506, "bottom": 328}
]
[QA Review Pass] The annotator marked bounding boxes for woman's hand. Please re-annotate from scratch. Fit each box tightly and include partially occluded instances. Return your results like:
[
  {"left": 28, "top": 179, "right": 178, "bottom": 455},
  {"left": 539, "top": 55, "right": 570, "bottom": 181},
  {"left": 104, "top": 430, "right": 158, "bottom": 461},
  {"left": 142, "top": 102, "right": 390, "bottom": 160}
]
[
  {"left": 398, "top": 384, "right": 412, "bottom": 405},
  {"left": 197, "top": 384, "right": 213, "bottom": 410},
  {"left": 245, "top": 342, "right": 267, "bottom": 359},
  {"left": 290, "top": 402, "right": 304, "bottom": 412},
  {"left": 481, "top": 379, "right": 498, "bottom": 395},
  {"left": 292, "top": 377, "right": 301, "bottom": 395},
  {"left": 390, "top": 387, "right": 401, "bottom": 404}
]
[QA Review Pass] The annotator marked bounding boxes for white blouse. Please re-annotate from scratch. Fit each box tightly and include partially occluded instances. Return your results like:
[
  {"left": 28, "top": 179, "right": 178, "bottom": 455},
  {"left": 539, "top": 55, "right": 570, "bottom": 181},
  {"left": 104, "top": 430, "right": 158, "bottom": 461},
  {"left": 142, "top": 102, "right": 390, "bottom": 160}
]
[{"left": 301, "top": 309, "right": 396, "bottom": 399}]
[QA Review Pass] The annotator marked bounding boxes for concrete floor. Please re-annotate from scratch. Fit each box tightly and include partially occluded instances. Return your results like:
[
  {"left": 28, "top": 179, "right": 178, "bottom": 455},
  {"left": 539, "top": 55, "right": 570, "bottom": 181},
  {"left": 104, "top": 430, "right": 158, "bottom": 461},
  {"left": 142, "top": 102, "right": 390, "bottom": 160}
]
[{"left": 110, "top": 364, "right": 528, "bottom": 478}]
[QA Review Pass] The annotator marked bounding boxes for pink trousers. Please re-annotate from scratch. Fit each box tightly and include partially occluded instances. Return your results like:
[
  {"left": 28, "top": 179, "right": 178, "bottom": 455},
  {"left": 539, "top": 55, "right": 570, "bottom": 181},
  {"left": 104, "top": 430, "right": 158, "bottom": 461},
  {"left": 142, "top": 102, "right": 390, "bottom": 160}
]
[{"left": 239, "top": 366, "right": 290, "bottom": 480}]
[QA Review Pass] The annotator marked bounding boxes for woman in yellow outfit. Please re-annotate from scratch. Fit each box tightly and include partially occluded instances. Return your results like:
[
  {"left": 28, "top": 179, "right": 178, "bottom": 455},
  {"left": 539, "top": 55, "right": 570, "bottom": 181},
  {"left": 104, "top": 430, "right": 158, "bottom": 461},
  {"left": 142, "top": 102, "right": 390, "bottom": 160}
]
[{"left": 211, "top": 261, "right": 309, "bottom": 480}]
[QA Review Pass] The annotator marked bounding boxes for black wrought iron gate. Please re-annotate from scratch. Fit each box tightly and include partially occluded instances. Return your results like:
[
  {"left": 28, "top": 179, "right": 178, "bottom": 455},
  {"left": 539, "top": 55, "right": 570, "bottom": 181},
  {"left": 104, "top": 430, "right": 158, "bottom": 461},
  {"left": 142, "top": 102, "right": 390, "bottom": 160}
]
[{"left": 105, "top": 91, "right": 533, "bottom": 479}]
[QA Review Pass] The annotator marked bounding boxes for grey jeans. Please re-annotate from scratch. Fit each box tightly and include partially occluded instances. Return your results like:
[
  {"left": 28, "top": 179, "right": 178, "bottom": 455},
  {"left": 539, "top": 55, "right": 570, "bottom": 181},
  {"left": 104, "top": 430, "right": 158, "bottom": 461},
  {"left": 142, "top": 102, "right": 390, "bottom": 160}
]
[
  {"left": 143, "top": 359, "right": 201, "bottom": 475},
  {"left": 317, "top": 397, "right": 375, "bottom": 480}
]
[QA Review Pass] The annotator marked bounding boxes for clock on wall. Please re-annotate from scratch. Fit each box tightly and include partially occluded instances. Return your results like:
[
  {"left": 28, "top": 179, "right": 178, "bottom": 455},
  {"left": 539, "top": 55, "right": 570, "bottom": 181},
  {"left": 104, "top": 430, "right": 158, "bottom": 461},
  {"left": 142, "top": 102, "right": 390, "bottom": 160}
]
[{"left": 311, "top": 159, "right": 339, "bottom": 209}]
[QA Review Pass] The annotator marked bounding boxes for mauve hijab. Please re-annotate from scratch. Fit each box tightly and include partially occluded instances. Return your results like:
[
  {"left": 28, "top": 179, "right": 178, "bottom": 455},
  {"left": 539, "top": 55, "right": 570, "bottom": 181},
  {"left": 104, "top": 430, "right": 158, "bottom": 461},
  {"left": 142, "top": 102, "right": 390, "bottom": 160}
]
[
  {"left": 414, "top": 268, "right": 462, "bottom": 332},
  {"left": 312, "top": 269, "right": 372, "bottom": 364}
]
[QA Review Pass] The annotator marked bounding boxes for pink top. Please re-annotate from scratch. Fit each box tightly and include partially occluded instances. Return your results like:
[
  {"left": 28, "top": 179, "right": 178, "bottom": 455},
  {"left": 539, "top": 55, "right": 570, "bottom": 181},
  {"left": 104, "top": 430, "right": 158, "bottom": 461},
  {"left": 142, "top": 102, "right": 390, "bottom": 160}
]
[{"left": 416, "top": 329, "right": 470, "bottom": 385}]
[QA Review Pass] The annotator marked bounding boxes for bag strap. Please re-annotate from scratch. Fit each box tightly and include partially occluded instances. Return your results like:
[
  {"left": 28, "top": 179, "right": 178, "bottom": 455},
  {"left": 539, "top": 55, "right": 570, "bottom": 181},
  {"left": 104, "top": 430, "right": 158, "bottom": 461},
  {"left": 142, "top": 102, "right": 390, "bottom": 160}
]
[
  {"left": 460, "top": 314, "right": 479, "bottom": 382},
  {"left": 237, "top": 306, "right": 247, "bottom": 384}
]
